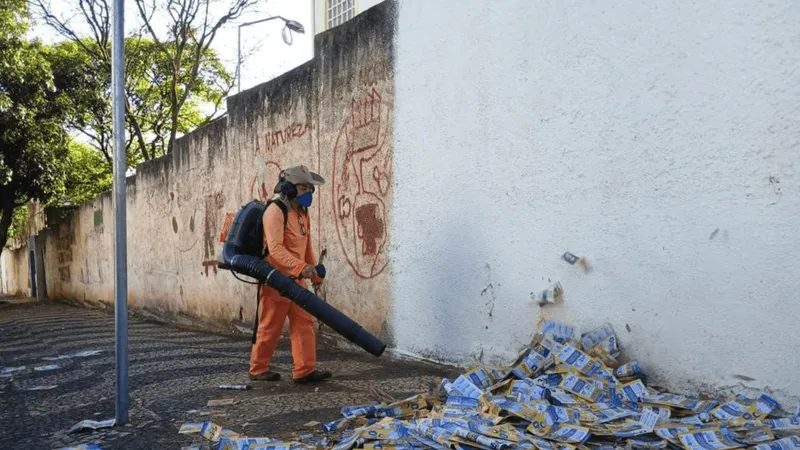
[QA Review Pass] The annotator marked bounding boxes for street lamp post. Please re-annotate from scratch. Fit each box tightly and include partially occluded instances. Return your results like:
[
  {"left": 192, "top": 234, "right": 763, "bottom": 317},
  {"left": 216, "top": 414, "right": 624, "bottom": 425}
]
[
  {"left": 237, "top": 16, "right": 305, "bottom": 93},
  {"left": 111, "top": 0, "right": 128, "bottom": 425}
]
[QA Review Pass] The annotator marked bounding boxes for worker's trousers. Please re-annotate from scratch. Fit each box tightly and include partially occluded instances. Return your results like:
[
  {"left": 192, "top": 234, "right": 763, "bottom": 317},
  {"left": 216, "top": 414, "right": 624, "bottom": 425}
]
[{"left": 249, "top": 284, "right": 317, "bottom": 379}]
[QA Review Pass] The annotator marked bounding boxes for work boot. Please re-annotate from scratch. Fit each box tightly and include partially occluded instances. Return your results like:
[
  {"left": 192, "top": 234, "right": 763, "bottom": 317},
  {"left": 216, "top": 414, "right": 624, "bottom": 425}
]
[
  {"left": 293, "top": 370, "right": 332, "bottom": 384},
  {"left": 249, "top": 371, "right": 281, "bottom": 382}
]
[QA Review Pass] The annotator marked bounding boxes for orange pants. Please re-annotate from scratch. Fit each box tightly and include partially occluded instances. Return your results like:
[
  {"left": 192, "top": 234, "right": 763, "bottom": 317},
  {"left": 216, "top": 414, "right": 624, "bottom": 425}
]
[{"left": 249, "top": 285, "right": 317, "bottom": 379}]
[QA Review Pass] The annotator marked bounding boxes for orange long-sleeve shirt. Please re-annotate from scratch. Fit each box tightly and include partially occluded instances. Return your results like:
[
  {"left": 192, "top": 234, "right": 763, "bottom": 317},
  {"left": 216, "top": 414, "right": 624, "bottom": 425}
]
[{"left": 262, "top": 201, "right": 321, "bottom": 286}]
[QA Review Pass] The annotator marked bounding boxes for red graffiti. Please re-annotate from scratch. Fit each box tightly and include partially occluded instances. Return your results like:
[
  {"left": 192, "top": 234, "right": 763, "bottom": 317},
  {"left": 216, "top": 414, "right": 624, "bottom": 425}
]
[
  {"left": 250, "top": 123, "right": 314, "bottom": 202},
  {"left": 332, "top": 87, "right": 392, "bottom": 279},
  {"left": 355, "top": 203, "right": 383, "bottom": 256},
  {"left": 202, "top": 260, "right": 218, "bottom": 277},
  {"left": 203, "top": 191, "right": 225, "bottom": 260},
  {"left": 358, "top": 61, "right": 389, "bottom": 87},
  {"left": 259, "top": 123, "right": 313, "bottom": 154}
]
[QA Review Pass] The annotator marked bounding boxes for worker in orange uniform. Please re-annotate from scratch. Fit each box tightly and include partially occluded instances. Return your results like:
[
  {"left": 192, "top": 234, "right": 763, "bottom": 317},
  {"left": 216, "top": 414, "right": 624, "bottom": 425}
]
[{"left": 249, "top": 165, "right": 332, "bottom": 383}]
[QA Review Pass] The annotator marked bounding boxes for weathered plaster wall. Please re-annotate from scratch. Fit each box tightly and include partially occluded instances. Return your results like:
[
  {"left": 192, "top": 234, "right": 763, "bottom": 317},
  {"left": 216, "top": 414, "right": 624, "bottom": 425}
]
[
  {"left": 0, "top": 247, "right": 29, "bottom": 296},
  {"left": 0, "top": 201, "right": 45, "bottom": 297},
  {"left": 9, "top": 2, "right": 396, "bottom": 338},
  {"left": 391, "top": 0, "right": 800, "bottom": 402}
]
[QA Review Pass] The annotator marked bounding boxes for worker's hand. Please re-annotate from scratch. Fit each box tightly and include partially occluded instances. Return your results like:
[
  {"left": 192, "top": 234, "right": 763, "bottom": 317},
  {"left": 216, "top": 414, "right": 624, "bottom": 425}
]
[{"left": 301, "top": 264, "right": 318, "bottom": 280}]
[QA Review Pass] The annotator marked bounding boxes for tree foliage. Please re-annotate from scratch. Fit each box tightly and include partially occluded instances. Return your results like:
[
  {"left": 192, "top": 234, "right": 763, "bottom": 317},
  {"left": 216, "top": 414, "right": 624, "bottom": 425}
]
[
  {"left": 1, "top": 0, "right": 70, "bottom": 256},
  {"left": 34, "top": 0, "right": 251, "bottom": 162},
  {"left": 43, "top": 40, "right": 113, "bottom": 165},
  {"left": 3, "top": 0, "right": 258, "bottom": 256},
  {"left": 60, "top": 141, "right": 113, "bottom": 205},
  {"left": 42, "top": 37, "right": 231, "bottom": 166}
]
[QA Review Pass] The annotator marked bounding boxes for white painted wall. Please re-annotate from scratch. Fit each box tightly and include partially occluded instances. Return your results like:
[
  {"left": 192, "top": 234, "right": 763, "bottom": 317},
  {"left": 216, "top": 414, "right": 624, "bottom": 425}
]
[
  {"left": 391, "top": 0, "right": 800, "bottom": 402},
  {"left": 359, "top": 0, "right": 384, "bottom": 12}
]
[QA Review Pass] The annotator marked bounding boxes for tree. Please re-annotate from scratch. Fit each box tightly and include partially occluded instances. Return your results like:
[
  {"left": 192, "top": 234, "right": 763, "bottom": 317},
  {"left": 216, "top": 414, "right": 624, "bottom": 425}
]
[
  {"left": 43, "top": 40, "right": 113, "bottom": 165},
  {"left": 0, "top": 0, "right": 70, "bottom": 257},
  {"left": 134, "top": 0, "right": 253, "bottom": 154},
  {"left": 43, "top": 37, "right": 231, "bottom": 165},
  {"left": 60, "top": 141, "right": 113, "bottom": 205},
  {"left": 34, "top": 0, "right": 252, "bottom": 160}
]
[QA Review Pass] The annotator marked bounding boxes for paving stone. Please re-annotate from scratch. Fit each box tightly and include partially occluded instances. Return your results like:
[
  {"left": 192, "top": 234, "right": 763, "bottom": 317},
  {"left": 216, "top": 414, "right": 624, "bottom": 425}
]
[{"left": 0, "top": 300, "right": 456, "bottom": 449}]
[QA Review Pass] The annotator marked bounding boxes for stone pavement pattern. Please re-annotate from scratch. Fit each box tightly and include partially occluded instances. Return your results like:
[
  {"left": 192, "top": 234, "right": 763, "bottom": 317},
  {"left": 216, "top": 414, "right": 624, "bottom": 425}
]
[{"left": 0, "top": 300, "right": 457, "bottom": 449}]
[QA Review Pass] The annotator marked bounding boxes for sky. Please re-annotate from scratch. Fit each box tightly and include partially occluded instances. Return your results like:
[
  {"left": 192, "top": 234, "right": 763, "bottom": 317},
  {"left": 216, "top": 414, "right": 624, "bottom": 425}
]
[{"left": 27, "top": 0, "right": 316, "bottom": 107}]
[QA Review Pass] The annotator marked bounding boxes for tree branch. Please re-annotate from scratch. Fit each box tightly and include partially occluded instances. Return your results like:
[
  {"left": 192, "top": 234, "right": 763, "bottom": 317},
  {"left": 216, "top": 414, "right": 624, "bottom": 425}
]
[
  {"left": 33, "top": 0, "right": 104, "bottom": 60},
  {"left": 78, "top": 0, "right": 109, "bottom": 60},
  {"left": 73, "top": 124, "right": 101, "bottom": 144},
  {"left": 125, "top": 103, "right": 151, "bottom": 161},
  {"left": 133, "top": 0, "right": 165, "bottom": 48}
]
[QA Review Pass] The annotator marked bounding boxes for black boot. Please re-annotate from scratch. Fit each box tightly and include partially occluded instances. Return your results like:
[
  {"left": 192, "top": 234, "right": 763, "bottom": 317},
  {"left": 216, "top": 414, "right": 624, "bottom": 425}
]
[
  {"left": 249, "top": 371, "right": 281, "bottom": 382},
  {"left": 293, "top": 370, "right": 332, "bottom": 384}
]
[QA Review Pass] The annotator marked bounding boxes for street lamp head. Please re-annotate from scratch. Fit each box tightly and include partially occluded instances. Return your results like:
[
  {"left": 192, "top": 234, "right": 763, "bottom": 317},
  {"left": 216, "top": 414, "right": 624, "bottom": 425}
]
[
  {"left": 282, "top": 26, "right": 294, "bottom": 45},
  {"left": 285, "top": 20, "right": 305, "bottom": 34},
  {"left": 237, "top": 16, "right": 306, "bottom": 92},
  {"left": 281, "top": 20, "right": 304, "bottom": 45}
]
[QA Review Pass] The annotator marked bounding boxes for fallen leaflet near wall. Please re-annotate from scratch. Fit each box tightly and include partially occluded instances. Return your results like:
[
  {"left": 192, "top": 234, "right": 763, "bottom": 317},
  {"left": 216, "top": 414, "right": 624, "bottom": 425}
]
[{"left": 188, "top": 320, "right": 800, "bottom": 450}]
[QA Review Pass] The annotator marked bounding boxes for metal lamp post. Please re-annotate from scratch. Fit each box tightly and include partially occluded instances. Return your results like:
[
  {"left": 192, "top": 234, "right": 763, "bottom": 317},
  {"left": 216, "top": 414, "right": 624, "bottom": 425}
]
[
  {"left": 237, "top": 16, "right": 305, "bottom": 93},
  {"left": 111, "top": 0, "right": 129, "bottom": 425}
]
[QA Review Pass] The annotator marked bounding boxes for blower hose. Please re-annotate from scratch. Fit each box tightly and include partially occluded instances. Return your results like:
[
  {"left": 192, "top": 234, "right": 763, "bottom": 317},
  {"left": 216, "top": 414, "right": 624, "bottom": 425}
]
[{"left": 219, "top": 243, "right": 386, "bottom": 357}]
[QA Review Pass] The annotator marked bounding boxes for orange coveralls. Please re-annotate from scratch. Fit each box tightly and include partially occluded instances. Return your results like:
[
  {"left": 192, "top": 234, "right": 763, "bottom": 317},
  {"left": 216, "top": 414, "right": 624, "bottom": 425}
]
[{"left": 249, "top": 202, "right": 322, "bottom": 379}]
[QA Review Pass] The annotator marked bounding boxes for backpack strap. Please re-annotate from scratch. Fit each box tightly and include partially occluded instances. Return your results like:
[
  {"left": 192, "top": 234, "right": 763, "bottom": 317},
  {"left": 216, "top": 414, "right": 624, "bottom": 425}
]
[{"left": 261, "top": 200, "right": 288, "bottom": 258}]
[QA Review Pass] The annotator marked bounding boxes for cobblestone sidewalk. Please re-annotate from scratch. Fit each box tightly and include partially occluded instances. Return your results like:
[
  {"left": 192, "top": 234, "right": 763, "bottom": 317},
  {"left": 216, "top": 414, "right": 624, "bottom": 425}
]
[{"left": 0, "top": 300, "right": 457, "bottom": 449}]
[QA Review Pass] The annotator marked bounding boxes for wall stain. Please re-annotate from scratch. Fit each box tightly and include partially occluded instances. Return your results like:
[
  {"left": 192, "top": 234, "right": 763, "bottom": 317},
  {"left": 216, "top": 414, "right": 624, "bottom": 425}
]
[
  {"left": 732, "top": 374, "right": 756, "bottom": 382},
  {"left": 481, "top": 264, "right": 496, "bottom": 319},
  {"left": 768, "top": 175, "right": 781, "bottom": 196}
]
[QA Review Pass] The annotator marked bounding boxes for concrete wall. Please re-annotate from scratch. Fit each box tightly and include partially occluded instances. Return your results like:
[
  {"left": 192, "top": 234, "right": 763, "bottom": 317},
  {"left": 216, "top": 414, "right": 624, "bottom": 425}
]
[
  {"left": 14, "top": 2, "right": 396, "bottom": 338},
  {"left": 0, "top": 247, "right": 29, "bottom": 296},
  {"left": 391, "top": 0, "right": 800, "bottom": 402},
  {"left": 0, "top": 202, "right": 44, "bottom": 297}
]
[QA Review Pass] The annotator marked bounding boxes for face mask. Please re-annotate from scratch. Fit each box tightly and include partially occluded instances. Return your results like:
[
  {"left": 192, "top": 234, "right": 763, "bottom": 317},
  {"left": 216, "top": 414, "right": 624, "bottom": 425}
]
[{"left": 295, "top": 192, "right": 313, "bottom": 207}]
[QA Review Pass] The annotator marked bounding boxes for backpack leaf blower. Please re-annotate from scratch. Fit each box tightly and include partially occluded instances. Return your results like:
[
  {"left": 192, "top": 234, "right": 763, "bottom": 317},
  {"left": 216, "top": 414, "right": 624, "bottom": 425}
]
[{"left": 218, "top": 200, "right": 386, "bottom": 357}]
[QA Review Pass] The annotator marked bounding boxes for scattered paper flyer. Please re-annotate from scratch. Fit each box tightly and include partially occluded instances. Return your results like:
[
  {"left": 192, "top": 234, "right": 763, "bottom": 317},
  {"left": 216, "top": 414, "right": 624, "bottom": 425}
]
[
  {"left": 26, "top": 385, "right": 58, "bottom": 391},
  {"left": 0, "top": 366, "right": 26, "bottom": 374},
  {"left": 69, "top": 419, "right": 115, "bottom": 434},
  {"left": 178, "top": 422, "right": 205, "bottom": 434},
  {"left": 207, "top": 398, "right": 237, "bottom": 407},
  {"left": 56, "top": 445, "right": 104, "bottom": 450},
  {"left": 71, "top": 350, "right": 103, "bottom": 358},
  {"left": 167, "top": 320, "right": 800, "bottom": 450}
]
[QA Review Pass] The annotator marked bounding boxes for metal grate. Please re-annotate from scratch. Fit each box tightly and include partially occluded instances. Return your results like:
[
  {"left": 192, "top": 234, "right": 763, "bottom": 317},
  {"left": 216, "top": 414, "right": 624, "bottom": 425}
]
[{"left": 326, "top": 0, "right": 355, "bottom": 29}]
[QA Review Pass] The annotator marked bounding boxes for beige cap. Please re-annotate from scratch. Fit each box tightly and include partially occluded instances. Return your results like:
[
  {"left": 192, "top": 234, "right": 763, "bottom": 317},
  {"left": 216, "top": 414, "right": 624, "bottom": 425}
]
[{"left": 281, "top": 165, "right": 325, "bottom": 186}]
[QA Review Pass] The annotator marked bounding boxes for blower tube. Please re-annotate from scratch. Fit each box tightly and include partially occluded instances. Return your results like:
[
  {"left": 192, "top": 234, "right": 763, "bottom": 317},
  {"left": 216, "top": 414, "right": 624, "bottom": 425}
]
[{"left": 218, "top": 205, "right": 386, "bottom": 357}]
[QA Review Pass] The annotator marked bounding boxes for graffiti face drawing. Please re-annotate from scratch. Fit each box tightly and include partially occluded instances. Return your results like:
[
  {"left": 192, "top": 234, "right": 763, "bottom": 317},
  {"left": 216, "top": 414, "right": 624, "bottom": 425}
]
[{"left": 332, "top": 88, "right": 392, "bottom": 279}]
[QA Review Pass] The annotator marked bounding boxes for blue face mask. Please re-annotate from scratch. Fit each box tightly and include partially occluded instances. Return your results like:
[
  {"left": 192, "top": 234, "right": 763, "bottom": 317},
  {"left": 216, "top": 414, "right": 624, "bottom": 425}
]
[{"left": 295, "top": 192, "right": 313, "bottom": 208}]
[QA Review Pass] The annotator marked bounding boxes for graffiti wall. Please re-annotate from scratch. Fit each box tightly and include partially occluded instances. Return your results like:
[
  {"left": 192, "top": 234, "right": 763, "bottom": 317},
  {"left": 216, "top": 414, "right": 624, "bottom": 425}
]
[{"left": 15, "top": 2, "right": 396, "bottom": 339}]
